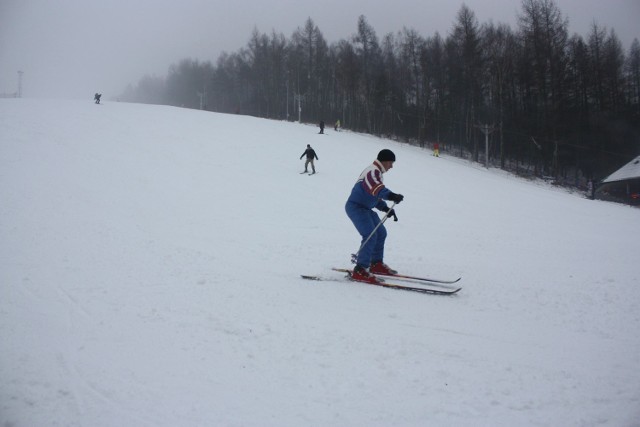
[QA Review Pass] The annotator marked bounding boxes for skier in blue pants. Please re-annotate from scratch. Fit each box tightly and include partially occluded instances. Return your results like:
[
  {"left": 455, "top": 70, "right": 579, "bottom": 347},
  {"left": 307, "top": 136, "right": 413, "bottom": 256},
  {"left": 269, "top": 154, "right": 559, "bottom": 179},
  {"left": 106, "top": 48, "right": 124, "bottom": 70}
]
[{"left": 345, "top": 149, "right": 404, "bottom": 283}]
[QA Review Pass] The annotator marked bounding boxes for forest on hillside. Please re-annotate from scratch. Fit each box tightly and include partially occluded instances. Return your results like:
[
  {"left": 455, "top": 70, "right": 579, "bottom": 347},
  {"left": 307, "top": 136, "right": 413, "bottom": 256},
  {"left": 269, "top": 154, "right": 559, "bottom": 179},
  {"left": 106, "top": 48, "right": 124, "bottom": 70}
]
[{"left": 120, "top": 0, "right": 640, "bottom": 185}]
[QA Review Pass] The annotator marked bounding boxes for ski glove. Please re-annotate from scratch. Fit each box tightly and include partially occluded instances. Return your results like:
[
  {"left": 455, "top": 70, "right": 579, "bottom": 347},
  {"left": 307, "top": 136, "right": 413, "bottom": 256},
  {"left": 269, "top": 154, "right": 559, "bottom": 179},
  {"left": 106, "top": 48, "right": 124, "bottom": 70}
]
[
  {"left": 380, "top": 206, "right": 398, "bottom": 222},
  {"left": 388, "top": 192, "right": 404, "bottom": 203}
]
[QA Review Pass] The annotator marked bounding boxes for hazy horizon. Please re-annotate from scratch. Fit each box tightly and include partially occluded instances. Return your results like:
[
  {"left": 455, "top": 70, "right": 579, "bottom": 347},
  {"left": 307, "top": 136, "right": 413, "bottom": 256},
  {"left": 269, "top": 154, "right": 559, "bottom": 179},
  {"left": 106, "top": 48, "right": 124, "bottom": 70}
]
[{"left": 1, "top": 0, "right": 638, "bottom": 100}]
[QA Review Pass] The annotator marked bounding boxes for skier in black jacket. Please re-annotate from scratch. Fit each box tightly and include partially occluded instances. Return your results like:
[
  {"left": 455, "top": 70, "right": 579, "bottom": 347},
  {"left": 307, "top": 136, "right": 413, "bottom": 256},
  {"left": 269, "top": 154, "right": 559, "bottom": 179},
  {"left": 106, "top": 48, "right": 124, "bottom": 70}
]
[{"left": 300, "top": 144, "right": 319, "bottom": 174}]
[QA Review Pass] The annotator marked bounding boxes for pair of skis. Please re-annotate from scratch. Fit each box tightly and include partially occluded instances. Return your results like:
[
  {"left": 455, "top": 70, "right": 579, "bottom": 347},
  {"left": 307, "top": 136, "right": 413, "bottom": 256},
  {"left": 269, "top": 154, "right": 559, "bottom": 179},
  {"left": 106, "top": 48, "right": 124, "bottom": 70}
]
[{"left": 301, "top": 268, "right": 461, "bottom": 295}]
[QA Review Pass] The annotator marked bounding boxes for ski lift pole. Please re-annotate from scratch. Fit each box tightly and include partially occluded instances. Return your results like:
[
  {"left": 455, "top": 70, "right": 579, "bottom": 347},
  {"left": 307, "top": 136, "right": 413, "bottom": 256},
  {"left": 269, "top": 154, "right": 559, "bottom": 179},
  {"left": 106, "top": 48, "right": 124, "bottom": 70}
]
[{"left": 351, "top": 202, "right": 397, "bottom": 264}]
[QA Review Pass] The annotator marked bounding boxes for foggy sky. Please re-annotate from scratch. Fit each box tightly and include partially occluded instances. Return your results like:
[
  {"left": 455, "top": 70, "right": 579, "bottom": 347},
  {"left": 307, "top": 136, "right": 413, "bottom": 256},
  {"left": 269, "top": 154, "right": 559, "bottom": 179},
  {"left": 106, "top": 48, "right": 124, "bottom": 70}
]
[{"left": 1, "top": 0, "right": 638, "bottom": 100}]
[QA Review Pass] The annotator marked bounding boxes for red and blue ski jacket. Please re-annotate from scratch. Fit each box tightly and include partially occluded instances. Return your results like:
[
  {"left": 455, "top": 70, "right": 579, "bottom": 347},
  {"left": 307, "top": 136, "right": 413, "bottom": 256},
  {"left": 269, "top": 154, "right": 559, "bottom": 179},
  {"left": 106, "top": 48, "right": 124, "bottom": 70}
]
[{"left": 346, "top": 160, "right": 392, "bottom": 211}]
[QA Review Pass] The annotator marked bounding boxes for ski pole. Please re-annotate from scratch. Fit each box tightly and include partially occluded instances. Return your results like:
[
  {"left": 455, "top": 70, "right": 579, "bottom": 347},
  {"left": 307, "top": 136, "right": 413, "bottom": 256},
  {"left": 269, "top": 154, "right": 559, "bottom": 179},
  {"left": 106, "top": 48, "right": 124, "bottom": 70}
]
[{"left": 351, "top": 202, "right": 397, "bottom": 264}]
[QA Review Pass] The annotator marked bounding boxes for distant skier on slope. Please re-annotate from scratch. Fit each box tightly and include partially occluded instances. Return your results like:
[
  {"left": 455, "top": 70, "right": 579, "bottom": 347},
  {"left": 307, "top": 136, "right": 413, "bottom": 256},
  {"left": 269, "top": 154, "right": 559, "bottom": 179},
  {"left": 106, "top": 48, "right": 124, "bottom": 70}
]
[
  {"left": 94, "top": 93, "right": 102, "bottom": 104},
  {"left": 345, "top": 149, "right": 404, "bottom": 283},
  {"left": 299, "top": 144, "right": 319, "bottom": 174}
]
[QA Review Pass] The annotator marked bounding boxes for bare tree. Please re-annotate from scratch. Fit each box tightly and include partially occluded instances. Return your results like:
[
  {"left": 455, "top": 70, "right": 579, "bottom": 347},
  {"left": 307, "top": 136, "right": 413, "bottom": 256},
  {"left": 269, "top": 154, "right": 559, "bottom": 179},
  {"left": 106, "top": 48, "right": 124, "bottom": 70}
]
[
  {"left": 353, "top": 15, "right": 383, "bottom": 132},
  {"left": 450, "top": 4, "right": 483, "bottom": 160},
  {"left": 483, "top": 22, "right": 517, "bottom": 168},
  {"left": 518, "top": 0, "right": 569, "bottom": 176},
  {"left": 626, "top": 39, "right": 640, "bottom": 112}
]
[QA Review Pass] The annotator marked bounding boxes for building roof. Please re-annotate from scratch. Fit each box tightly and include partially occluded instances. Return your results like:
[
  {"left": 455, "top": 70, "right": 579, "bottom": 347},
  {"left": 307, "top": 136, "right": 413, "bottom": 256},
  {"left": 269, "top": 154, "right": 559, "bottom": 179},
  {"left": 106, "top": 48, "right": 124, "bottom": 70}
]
[{"left": 601, "top": 155, "right": 640, "bottom": 184}]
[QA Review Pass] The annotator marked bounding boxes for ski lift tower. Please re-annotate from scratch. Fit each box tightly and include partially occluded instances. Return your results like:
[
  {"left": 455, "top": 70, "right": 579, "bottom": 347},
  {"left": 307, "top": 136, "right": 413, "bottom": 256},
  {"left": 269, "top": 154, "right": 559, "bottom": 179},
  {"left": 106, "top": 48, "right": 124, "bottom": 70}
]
[
  {"left": 294, "top": 94, "right": 303, "bottom": 123},
  {"left": 478, "top": 123, "right": 494, "bottom": 168}
]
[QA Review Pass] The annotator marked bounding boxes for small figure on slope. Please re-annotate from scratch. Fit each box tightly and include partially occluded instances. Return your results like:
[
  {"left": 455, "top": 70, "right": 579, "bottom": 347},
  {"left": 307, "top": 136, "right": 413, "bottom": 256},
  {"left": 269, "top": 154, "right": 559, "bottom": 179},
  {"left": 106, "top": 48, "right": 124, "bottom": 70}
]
[
  {"left": 319, "top": 120, "right": 325, "bottom": 134},
  {"left": 345, "top": 149, "right": 404, "bottom": 283},
  {"left": 433, "top": 142, "right": 439, "bottom": 157},
  {"left": 300, "top": 144, "right": 319, "bottom": 174},
  {"left": 334, "top": 119, "right": 341, "bottom": 131},
  {"left": 94, "top": 93, "right": 102, "bottom": 104}
]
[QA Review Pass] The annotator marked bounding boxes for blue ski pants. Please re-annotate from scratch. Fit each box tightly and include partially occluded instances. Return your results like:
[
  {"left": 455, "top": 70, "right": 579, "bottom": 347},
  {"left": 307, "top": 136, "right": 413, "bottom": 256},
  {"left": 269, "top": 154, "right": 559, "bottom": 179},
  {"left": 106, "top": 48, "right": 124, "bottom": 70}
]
[{"left": 345, "top": 202, "right": 387, "bottom": 268}]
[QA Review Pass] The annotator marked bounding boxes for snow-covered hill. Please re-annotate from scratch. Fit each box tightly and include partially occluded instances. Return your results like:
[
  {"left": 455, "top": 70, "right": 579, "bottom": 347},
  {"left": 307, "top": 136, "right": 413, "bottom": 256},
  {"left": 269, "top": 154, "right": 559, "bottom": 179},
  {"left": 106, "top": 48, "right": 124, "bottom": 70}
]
[{"left": 1, "top": 99, "right": 638, "bottom": 426}]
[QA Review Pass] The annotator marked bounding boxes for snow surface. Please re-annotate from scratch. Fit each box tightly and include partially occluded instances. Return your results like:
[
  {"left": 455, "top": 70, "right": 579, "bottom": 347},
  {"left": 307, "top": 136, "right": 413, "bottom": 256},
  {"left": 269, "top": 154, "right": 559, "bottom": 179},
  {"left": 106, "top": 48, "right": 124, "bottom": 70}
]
[{"left": 1, "top": 99, "right": 639, "bottom": 427}]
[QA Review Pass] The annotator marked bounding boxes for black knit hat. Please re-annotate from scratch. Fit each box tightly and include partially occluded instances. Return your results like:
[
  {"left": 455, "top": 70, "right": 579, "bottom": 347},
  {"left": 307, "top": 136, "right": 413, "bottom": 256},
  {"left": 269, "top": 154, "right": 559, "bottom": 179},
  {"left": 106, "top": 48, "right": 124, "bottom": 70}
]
[{"left": 377, "top": 149, "right": 396, "bottom": 162}]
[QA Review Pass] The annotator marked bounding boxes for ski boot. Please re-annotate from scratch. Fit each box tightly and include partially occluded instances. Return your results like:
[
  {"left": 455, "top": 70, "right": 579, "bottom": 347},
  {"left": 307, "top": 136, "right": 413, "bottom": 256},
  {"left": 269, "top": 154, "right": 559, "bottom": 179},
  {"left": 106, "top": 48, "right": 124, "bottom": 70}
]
[
  {"left": 349, "top": 265, "right": 381, "bottom": 284},
  {"left": 370, "top": 261, "right": 397, "bottom": 275}
]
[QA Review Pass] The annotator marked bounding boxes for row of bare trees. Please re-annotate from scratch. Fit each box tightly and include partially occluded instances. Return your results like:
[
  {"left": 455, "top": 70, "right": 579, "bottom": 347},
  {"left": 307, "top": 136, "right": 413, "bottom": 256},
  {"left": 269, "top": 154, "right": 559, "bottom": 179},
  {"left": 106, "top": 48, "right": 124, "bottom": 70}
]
[{"left": 120, "top": 0, "right": 640, "bottom": 183}]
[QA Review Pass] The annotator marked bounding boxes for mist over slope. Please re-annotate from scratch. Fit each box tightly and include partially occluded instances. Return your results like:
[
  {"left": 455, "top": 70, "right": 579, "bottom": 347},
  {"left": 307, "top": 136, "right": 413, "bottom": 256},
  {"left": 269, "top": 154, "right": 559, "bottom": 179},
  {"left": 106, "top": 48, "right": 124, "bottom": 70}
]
[{"left": 1, "top": 99, "right": 638, "bottom": 427}]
